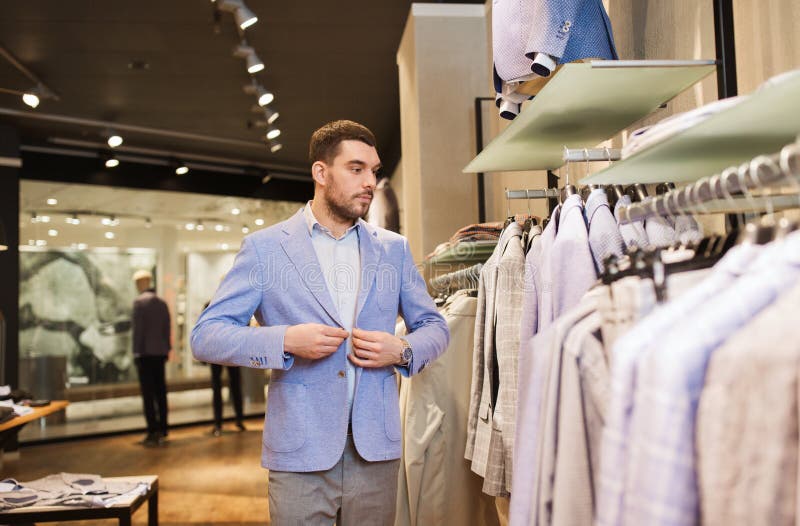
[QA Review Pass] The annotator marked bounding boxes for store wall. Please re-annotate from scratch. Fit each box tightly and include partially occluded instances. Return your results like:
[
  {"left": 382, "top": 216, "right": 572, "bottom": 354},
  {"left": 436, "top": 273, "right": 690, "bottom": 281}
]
[{"left": 397, "top": 3, "right": 490, "bottom": 261}]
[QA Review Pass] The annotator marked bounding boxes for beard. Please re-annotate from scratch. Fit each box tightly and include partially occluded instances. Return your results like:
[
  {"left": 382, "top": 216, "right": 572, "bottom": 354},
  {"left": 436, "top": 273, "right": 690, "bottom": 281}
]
[{"left": 323, "top": 181, "right": 372, "bottom": 222}]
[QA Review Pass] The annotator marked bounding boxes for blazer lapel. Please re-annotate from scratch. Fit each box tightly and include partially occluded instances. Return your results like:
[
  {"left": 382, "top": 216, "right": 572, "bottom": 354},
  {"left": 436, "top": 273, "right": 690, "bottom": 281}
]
[
  {"left": 279, "top": 210, "right": 344, "bottom": 327},
  {"left": 355, "top": 219, "right": 382, "bottom": 318}
]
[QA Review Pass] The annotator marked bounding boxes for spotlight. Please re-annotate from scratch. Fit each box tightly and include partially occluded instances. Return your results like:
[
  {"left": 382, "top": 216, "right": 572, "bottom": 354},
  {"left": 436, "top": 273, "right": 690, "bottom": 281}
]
[
  {"left": 66, "top": 214, "right": 81, "bottom": 225},
  {"left": 243, "top": 83, "right": 274, "bottom": 106},
  {"left": 269, "top": 142, "right": 282, "bottom": 153},
  {"left": 266, "top": 127, "right": 280, "bottom": 140},
  {"left": 233, "top": 45, "right": 264, "bottom": 74},
  {"left": 101, "top": 216, "right": 119, "bottom": 227},
  {"left": 266, "top": 108, "right": 279, "bottom": 124},
  {"left": 231, "top": 208, "right": 241, "bottom": 215},
  {"left": 254, "top": 218, "right": 264, "bottom": 226},
  {"left": 22, "top": 92, "right": 40, "bottom": 108},
  {"left": 104, "top": 129, "right": 123, "bottom": 148},
  {"left": 214, "top": 224, "right": 224, "bottom": 232},
  {"left": 100, "top": 151, "right": 120, "bottom": 168},
  {"left": 46, "top": 198, "right": 58, "bottom": 206},
  {"left": 48, "top": 229, "right": 58, "bottom": 237},
  {"left": 176, "top": 164, "right": 189, "bottom": 175},
  {"left": 105, "top": 232, "right": 115, "bottom": 240},
  {"left": 196, "top": 221, "right": 205, "bottom": 232},
  {"left": 21, "top": 84, "right": 57, "bottom": 109},
  {"left": 185, "top": 222, "right": 196, "bottom": 231},
  {"left": 219, "top": 0, "right": 258, "bottom": 30},
  {"left": 242, "top": 225, "right": 250, "bottom": 234}
]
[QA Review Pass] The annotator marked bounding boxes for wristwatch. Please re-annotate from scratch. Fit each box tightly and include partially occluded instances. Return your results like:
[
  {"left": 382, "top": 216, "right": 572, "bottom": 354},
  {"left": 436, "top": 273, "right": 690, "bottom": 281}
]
[{"left": 398, "top": 338, "right": 413, "bottom": 367}]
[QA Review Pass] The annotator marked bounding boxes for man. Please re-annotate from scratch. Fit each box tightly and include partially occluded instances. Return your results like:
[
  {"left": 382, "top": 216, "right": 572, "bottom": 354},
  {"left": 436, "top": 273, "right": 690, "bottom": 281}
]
[
  {"left": 131, "top": 269, "right": 171, "bottom": 447},
  {"left": 192, "top": 120, "right": 450, "bottom": 525}
]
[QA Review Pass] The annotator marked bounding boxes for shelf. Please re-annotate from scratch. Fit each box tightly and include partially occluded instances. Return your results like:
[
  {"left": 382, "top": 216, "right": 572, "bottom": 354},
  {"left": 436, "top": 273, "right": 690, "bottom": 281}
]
[
  {"left": 581, "top": 71, "right": 800, "bottom": 185},
  {"left": 463, "top": 60, "right": 716, "bottom": 173}
]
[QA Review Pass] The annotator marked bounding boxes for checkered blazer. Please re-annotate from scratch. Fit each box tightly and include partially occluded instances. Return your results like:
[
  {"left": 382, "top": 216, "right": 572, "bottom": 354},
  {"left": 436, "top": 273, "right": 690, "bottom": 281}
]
[{"left": 465, "top": 223, "right": 526, "bottom": 496}]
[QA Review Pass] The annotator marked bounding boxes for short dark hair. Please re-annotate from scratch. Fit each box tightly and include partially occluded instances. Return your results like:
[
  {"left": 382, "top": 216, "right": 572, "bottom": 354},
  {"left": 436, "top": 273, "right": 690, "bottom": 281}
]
[{"left": 308, "top": 120, "right": 376, "bottom": 165}]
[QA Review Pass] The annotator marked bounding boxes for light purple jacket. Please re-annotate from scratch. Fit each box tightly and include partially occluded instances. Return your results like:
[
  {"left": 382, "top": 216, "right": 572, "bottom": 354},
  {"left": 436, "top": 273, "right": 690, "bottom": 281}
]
[{"left": 191, "top": 209, "right": 449, "bottom": 472}]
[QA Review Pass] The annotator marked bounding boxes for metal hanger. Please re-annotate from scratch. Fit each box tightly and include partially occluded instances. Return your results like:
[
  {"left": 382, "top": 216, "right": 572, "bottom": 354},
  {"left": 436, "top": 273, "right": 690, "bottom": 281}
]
[{"left": 776, "top": 141, "right": 800, "bottom": 238}]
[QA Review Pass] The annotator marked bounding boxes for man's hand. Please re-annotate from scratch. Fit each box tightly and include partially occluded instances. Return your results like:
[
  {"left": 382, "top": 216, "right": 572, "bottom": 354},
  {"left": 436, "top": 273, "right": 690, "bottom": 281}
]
[
  {"left": 284, "top": 324, "right": 349, "bottom": 360},
  {"left": 349, "top": 328, "right": 403, "bottom": 368}
]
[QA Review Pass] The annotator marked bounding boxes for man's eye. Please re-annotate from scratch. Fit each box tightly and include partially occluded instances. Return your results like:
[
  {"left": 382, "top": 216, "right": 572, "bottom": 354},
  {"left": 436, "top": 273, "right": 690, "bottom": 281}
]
[{"left": 352, "top": 167, "right": 362, "bottom": 173}]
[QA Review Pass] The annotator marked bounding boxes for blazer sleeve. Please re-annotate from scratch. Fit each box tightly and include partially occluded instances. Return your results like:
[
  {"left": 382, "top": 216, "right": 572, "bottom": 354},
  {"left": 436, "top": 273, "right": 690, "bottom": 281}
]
[
  {"left": 190, "top": 236, "right": 293, "bottom": 370},
  {"left": 524, "top": 0, "right": 583, "bottom": 60},
  {"left": 396, "top": 238, "right": 450, "bottom": 377}
]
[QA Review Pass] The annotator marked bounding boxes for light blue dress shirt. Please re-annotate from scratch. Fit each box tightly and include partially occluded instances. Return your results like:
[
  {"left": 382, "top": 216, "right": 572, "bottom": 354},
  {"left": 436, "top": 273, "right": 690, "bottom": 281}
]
[{"left": 303, "top": 202, "right": 361, "bottom": 418}]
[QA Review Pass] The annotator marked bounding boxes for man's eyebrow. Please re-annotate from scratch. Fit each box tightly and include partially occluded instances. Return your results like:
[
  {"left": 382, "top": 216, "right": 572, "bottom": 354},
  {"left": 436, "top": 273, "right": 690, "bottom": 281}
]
[{"left": 346, "top": 159, "right": 382, "bottom": 171}]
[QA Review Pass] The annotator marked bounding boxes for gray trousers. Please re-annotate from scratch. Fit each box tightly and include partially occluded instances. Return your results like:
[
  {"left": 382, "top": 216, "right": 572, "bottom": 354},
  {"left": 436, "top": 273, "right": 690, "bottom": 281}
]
[{"left": 268, "top": 435, "right": 400, "bottom": 526}]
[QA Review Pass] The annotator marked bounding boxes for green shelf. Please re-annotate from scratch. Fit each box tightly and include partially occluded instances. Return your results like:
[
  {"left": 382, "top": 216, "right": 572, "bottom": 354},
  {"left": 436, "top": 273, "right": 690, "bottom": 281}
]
[
  {"left": 581, "top": 71, "right": 800, "bottom": 185},
  {"left": 463, "top": 60, "right": 716, "bottom": 173}
]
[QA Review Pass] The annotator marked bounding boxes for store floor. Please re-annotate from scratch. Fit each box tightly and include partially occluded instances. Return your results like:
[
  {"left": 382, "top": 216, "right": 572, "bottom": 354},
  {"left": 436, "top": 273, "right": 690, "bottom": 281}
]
[{"left": 3, "top": 418, "right": 272, "bottom": 525}]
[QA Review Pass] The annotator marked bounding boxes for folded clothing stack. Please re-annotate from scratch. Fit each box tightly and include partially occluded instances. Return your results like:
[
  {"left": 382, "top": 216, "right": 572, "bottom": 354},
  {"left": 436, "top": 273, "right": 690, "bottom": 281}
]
[{"left": 0, "top": 474, "right": 149, "bottom": 511}]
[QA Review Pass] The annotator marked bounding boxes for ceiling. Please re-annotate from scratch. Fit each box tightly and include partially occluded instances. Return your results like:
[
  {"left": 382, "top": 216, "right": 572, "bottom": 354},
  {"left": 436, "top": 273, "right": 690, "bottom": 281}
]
[{"left": 0, "top": 0, "right": 482, "bottom": 178}]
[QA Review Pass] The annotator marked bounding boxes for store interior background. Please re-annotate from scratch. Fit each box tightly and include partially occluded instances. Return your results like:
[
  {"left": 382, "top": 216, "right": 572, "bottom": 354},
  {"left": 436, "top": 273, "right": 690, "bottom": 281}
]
[{"left": 1, "top": 0, "right": 799, "bottom": 447}]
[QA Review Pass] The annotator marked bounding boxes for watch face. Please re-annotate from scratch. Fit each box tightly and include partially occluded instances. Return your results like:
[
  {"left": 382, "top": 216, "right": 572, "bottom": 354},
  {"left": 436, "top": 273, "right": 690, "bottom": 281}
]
[{"left": 402, "top": 347, "right": 412, "bottom": 361}]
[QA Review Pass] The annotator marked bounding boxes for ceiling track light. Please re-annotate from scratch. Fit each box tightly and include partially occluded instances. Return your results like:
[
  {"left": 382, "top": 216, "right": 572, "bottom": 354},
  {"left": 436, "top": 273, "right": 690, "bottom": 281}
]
[
  {"left": 21, "top": 83, "right": 58, "bottom": 109},
  {"left": 104, "top": 129, "right": 123, "bottom": 148},
  {"left": 243, "top": 82, "right": 274, "bottom": 107},
  {"left": 265, "top": 126, "right": 281, "bottom": 140},
  {"left": 233, "top": 44, "right": 264, "bottom": 74},
  {"left": 170, "top": 157, "right": 189, "bottom": 175},
  {"left": 269, "top": 142, "right": 282, "bottom": 154},
  {"left": 98, "top": 150, "right": 120, "bottom": 168},
  {"left": 218, "top": 0, "right": 258, "bottom": 30}
]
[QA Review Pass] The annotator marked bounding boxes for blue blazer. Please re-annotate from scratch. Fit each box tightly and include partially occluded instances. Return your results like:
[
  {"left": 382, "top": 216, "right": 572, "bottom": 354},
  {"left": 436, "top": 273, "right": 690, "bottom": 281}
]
[{"left": 191, "top": 208, "right": 450, "bottom": 472}]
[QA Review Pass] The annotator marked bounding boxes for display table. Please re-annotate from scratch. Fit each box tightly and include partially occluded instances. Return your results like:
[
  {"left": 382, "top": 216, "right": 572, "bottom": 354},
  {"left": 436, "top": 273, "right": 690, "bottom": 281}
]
[
  {"left": 0, "top": 475, "right": 158, "bottom": 526},
  {"left": 0, "top": 400, "right": 69, "bottom": 450}
]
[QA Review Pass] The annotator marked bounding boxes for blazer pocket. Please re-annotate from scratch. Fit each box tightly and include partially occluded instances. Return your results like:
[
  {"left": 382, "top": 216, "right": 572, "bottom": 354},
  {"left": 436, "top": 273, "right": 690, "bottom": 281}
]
[
  {"left": 383, "top": 374, "right": 402, "bottom": 441},
  {"left": 264, "top": 381, "right": 307, "bottom": 452}
]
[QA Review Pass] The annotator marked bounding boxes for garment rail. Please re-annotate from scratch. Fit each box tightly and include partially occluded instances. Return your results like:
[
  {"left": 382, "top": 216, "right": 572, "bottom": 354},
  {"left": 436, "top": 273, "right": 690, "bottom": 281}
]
[
  {"left": 616, "top": 140, "right": 800, "bottom": 224},
  {"left": 429, "top": 263, "right": 483, "bottom": 293}
]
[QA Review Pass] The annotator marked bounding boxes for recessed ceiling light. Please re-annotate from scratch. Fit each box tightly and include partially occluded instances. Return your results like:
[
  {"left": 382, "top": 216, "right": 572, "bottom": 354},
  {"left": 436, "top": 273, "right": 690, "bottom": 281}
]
[
  {"left": 231, "top": 208, "right": 241, "bottom": 216},
  {"left": 175, "top": 165, "right": 189, "bottom": 176},
  {"left": 242, "top": 225, "right": 250, "bottom": 234},
  {"left": 105, "top": 157, "right": 119, "bottom": 168},
  {"left": 104, "top": 232, "right": 115, "bottom": 239},
  {"left": 185, "top": 223, "right": 196, "bottom": 231},
  {"left": 35, "top": 239, "right": 47, "bottom": 247},
  {"left": 254, "top": 218, "right": 264, "bottom": 226},
  {"left": 48, "top": 229, "right": 58, "bottom": 237},
  {"left": 220, "top": 243, "right": 230, "bottom": 250},
  {"left": 39, "top": 215, "right": 51, "bottom": 223},
  {"left": 46, "top": 198, "right": 57, "bottom": 206},
  {"left": 196, "top": 222, "right": 205, "bottom": 232},
  {"left": 214, "top": 224, "right": 224, "bottom": 232}
]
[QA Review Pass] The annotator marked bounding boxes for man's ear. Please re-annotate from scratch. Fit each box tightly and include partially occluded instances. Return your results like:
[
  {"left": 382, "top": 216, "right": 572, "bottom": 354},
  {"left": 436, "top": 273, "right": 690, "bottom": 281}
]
[{"left": 311, "top": 161, "right": 327, "bottom": 186}]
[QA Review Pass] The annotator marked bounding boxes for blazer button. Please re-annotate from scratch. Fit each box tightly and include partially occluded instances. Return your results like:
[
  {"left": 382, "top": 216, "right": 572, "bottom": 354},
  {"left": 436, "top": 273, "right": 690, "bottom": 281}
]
[{"left": 337, "top": 371, "right": 345, "bottom": 378}]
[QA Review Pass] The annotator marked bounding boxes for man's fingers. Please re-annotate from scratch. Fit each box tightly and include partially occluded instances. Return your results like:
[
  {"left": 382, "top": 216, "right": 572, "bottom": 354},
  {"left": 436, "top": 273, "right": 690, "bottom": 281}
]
[
  {"left": 322, "top": 325, "right": 350, "bottom": 338},
  {"left": 319, "top": 336, "right": 346, "bottom": 347},
  {"left": 352, "top": 337, "right": 380, "bottom": 352},
  {"left": 348, "top": 353, "right": 379, "bottom": 368},
  {"left": 352, "top": 328, "right": 380, "bottom": 342},
  {"left": 352, "top": 346, "right": 378, "bottom": 360}
]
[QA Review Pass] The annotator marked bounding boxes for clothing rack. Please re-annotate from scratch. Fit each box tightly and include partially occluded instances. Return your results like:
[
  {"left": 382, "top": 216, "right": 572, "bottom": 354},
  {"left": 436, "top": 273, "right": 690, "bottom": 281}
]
[
  {"left": 616, "top": 141, "right": 800, "bottom": 224},
  {"left": 430, "top": 263, "right": 483, "bottom": 294},
  {"left": 505, "top": 188, "right": 560, "bottom": 200},
  {"left": 562, "top": 147, "right": 621, "bottom": 163}
]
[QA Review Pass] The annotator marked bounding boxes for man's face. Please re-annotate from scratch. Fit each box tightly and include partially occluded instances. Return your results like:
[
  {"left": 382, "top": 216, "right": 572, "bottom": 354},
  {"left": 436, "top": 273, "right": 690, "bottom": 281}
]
[{"left": 317, "top": 140, "right": 380, "bottom": 221}]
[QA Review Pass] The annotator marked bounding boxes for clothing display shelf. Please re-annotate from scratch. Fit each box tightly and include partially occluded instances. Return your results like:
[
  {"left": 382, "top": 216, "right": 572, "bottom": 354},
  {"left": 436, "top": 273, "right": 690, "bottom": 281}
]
[
  {"left": 582, "top": 71, "right": 800, "bottom": 185},
  {"left": 463, "top": 60, "right": 716, "bottom": 174}
]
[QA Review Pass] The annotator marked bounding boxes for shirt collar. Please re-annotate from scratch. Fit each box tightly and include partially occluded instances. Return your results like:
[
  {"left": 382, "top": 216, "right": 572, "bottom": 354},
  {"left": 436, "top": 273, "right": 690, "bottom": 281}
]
[
  {"left": 303, "top": 201, "right": 360, "bottom": 239},
  {"left": 584, "top": 188, "right": 610, "bottom": 223}
]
